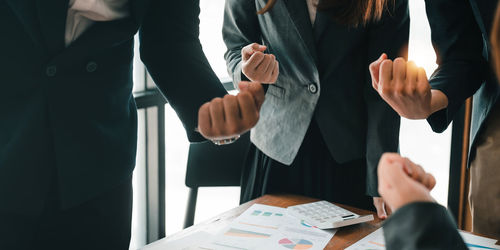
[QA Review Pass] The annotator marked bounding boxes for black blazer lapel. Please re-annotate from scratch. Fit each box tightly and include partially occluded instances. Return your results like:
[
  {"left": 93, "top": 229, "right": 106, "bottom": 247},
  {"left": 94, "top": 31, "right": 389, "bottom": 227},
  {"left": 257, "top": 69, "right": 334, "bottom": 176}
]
[
  {"left": 284, "top": 0, "right": 318, "bottom": 64},
  {"left": 36, "top": 0, "right": 68, "bottom": 55},
  {"left": 4, "top": 0, "right": 45, "bottom": 48}
]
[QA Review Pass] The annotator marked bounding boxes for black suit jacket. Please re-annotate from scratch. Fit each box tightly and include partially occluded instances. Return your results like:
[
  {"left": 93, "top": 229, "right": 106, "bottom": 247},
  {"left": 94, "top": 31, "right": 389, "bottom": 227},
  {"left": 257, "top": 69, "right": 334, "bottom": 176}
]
[
  {"left": 425, "top": 0, "right": 500, "bottom": 162},
  {"left": 384, "top": 202, "right": 468, "bottom": 250},
  {"left": 0, "top": 0, "right": 227, "bottom": 215}
]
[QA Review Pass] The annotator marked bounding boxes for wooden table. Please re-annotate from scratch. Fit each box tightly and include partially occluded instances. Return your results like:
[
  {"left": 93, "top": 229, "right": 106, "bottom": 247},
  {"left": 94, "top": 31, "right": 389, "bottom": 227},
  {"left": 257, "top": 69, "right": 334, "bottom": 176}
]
[{"left": 163, "top": 194, "right": 382, "bottom": 249}]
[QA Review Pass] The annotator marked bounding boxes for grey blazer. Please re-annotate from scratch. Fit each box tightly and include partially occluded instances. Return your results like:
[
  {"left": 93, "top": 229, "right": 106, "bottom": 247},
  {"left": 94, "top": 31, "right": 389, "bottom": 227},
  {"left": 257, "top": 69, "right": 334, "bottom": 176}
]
[{"left": 223, "top": 0, "right": 408, "bottom": 196}]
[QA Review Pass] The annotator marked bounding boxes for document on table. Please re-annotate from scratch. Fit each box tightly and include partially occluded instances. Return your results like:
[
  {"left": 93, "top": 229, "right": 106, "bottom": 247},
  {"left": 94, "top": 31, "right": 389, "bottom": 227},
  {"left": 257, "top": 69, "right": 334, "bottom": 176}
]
[
  {"left": 200, "top": 204, "right": 336, "bottom": 250},
  {"left": 141, "top": 231, "right": 212, "bottom": 250},
  {"left": 346, "top": 228, "right": 500, "bottom": 250}
]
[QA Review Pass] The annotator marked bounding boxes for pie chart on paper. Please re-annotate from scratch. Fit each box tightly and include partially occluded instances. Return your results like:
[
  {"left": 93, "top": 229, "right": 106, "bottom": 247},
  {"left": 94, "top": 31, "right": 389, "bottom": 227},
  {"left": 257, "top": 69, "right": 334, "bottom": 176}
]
[{"left": 279, "top": 238, "right": 314, "bottom": 249}]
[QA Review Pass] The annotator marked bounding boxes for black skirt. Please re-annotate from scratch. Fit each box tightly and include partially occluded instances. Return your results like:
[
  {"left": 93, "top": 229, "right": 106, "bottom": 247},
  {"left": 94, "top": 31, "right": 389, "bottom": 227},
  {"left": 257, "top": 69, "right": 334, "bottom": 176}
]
[{"left": 240, "top": 120, "right": 373, "bottom": 211}]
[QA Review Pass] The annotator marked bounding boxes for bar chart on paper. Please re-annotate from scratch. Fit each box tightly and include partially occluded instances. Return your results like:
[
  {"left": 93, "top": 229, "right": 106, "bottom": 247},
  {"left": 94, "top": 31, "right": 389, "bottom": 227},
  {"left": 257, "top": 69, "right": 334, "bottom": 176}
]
[
  {"left": 202, "top": 204, "right": 335, "bottom": 250},
  {"left": 345, "top": 228, "right": 385, "bottom": 250},
  {"left": 224, "top": 228, "right": 271, "bottom": 239}
]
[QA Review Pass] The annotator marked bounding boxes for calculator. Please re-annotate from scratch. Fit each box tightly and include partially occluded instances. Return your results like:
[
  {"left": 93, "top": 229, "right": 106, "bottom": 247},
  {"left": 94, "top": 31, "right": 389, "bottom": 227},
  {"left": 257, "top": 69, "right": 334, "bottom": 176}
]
[{"left": 286, "top": 201, "right": 374, "bottom": 229}]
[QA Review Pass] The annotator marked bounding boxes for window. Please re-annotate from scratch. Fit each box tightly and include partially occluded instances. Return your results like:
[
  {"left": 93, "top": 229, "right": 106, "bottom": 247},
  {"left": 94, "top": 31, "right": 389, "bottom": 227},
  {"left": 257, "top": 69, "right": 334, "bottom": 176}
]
[
  {"left": 400, "top": 0, "right": 451, "bottom": 206},
  {"left": 163, "top": 0, "right": 239, "bottom": 236}
]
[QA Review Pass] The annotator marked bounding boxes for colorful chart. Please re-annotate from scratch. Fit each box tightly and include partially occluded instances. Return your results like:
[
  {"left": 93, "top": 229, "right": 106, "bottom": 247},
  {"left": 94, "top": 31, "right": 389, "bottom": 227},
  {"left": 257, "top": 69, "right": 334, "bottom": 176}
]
[
  {"left": 279, "top": 238, "right": 314, "bottom": 250},
  {"left": 300, "top": 220, "right": 318, "bottom": 228},
  {"left": 224, "top": 228, "right": 271, "bottom": 239},
  {"left": 251, "top": 210, "right": 284, "bottom": 217},
  {"left": 251, "top": 210, "right": 262, "bottom": 216}
]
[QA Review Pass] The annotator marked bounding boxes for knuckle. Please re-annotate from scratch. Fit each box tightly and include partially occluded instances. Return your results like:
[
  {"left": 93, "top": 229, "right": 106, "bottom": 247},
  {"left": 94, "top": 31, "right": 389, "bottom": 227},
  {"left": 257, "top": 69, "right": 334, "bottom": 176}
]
[
  {"left": 381, "top": 60, "right": 393, "bottom": 70},
  {"left": 200, "top": 102, "right": 210, "bottom": 110},
  {"left": 394, "top": 57, "right": 406, "bottom": 65},
  {"left": 227, "top": 124, "right": 240, "bottom": 135},
  {"left": 223, "top": 94, "right": 236, "bottom": 102},
  {"left": 380, "top": 86, "right": 392, "bottom": 96},
  {"left": 416, "top": 86, "right": 428, "bottom": 96},
  {"left": 211, "top": 97, "right": 223, "bottom": 104},
  {"left": 369, "top": 62, "right": 377, "bottom": 71},
  {"left": 239, "top": 91, "right": 253, "bottom": 100},
  {"left": 395, "top": 84, "right": 405, "bottom": 95}
]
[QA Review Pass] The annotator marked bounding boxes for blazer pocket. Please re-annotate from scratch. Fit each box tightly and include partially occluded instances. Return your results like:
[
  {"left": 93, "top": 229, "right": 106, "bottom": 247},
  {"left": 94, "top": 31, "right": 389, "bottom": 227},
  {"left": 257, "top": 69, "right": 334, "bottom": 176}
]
[{"left": 266, "top": 85, "right": 286, "bottom": 99}]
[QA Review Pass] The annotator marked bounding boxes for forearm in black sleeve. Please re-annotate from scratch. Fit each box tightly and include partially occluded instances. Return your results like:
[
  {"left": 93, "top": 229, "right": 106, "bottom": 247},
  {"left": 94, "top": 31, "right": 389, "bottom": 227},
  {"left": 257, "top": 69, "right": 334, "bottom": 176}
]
[
  {"left": 223, "top": 0, "right": 262, "bottom": 89},
  {"left": 384, "top": 202, "right": 468, "bottom": 250},
  {"left": 424, "top": 0, "right": 487, "bottom": 133},
  {"left": 364, "top": 0, "right": 409, "bottom": 197},
  {"left": 140, "top": 0, "right": 227, "bottom": 142}
]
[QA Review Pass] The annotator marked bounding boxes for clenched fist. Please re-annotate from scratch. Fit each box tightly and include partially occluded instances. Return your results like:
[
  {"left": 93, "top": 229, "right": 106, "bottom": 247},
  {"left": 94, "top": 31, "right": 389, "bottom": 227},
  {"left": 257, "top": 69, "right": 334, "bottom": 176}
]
[
  {"left": 241, "top": 43, "right": 279, "bottom": 84},
  {"left": 378, "top": 153, "right": 436, "bottom": 212},
  {"left": 369, "top": 54, "right": 448, "bottom": 119},
  {"left": 197, "top": 81, "right": 265, "bottom": 140}
]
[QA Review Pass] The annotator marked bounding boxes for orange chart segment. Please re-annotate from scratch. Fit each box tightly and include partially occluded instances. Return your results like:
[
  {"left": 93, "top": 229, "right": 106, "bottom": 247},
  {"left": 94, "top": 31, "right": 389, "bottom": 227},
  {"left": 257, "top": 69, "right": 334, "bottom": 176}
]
[
  {"left": 224, "top": 228, "right": 271, "bottom": 239},
  {"left": 279, "top": 238, "right": 314, "bottom": 250}
]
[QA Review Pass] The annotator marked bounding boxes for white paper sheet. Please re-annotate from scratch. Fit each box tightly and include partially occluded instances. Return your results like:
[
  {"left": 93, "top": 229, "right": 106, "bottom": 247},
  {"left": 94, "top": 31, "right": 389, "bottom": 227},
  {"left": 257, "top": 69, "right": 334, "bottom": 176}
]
[
  {"left": 200, "top": 204, "right": 336, "bottom": 250},
  {"left": 141, "top": 231, "right": 213, "bottom": 250},
  {"left": 345, "top": 227, "right": 500, "bottom": 250}
]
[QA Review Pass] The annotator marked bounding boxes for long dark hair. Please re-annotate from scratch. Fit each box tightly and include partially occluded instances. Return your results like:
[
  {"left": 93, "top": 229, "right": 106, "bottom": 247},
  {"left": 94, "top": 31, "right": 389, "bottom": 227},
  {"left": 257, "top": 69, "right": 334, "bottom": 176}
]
[{"left": 257, "top": 0, "right": 391, "bottom": 27}]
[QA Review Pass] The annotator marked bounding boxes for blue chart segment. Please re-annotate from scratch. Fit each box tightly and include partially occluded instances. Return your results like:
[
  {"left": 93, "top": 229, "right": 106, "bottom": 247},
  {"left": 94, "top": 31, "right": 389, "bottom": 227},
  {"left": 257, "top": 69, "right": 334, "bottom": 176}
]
[
  {"left": 466, "top": 243, "right": 498, "bottom": 249},
  {"left": 300, "top": 220, "right": 317, "bottom": 228}
]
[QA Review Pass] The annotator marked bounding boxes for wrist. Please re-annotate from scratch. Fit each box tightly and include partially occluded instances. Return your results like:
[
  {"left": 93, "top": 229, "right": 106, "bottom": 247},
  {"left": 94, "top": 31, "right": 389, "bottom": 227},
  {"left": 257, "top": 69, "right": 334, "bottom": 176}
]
[
  {"left": 392, "top": 195, "right": 435, "bottom": 212},
  {"left": 211, "top": 135, "right": 240, "bottom": 146},
  {"left": 429, "top": 89, "right": 449, "bottom": 115}
]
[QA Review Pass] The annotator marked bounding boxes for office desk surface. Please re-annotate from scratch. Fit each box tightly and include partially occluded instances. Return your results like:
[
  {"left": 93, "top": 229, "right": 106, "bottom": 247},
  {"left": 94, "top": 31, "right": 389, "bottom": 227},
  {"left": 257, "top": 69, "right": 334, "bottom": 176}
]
[{"left": 163, "top": 194, "right": 382, "bottom": 249}]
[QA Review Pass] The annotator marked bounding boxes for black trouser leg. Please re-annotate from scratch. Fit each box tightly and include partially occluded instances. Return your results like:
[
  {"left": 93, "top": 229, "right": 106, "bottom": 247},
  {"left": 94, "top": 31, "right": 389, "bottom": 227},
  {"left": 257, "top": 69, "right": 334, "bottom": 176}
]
[{"left": 34, "top": 178, "right": 133, "bottom": 250}]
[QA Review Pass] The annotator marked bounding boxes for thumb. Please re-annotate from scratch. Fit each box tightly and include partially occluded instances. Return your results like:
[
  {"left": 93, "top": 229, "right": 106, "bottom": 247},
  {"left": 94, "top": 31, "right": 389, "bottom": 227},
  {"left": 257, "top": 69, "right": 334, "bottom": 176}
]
[
  {"left": 242, "top": 43, "right": 267, "bottom": 61},
  {"left": 239, "top": 81, "right": 265, "bottom": 110},
  {"left": 251, "top": 43, "right": 267, "bottom": 52},
  {"left": 374, "top": 198, "right": 387, "bottom": 219},
  {"left": 369, "top": 53, "right": 388, "bottom": 88}
]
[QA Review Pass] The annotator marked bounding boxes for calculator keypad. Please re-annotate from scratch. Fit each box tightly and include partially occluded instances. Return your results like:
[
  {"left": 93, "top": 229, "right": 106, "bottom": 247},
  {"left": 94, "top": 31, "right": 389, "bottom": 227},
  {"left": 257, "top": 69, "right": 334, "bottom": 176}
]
[{"left": 287, "top": 201, "right": 359, "bottom": 227}]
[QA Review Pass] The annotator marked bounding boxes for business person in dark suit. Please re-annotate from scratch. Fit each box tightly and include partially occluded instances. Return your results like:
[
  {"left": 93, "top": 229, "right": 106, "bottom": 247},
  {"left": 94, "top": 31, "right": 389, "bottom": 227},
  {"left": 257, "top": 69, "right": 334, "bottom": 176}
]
[
  {"left": 369, "top": 0, "right": 500, "bottom": 239},
  {"left": 377, "top": 153, "right": 470, "bottom": 250},
  {"left": 380, "top": 5, "right": 500, "bottom": 248},
  {"left": 0, "top": 0, "right": 266, "bottom": 249},
  {"left": 224, "top": 0, "right": 408, "bottom": 217}
]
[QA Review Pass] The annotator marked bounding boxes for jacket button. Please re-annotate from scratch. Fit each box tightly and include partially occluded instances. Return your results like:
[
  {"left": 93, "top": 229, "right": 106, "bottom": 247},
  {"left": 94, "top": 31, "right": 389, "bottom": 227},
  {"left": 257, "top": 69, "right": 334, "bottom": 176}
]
[
  {"left": 86, "top": 61, "right": 98, "bottom": 73},
  {"left": 308, "top": 83, "right": 318, "bottom": 94},
  {"left": 46, "top": 66, "right": 57, "bottom": 77}
]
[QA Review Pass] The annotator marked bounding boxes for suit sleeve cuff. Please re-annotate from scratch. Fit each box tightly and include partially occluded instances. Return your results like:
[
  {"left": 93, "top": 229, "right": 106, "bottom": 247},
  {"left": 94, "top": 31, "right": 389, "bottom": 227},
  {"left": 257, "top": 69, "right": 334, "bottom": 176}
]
[
  {"left": 383, "top": 202, "right": 466, "bottom": 250},
  {"left": 427, "top": 84, "right": 461, "bottom": 133},
  {"left": 232, "top": 61, "right": 250, "bottom": 90}
]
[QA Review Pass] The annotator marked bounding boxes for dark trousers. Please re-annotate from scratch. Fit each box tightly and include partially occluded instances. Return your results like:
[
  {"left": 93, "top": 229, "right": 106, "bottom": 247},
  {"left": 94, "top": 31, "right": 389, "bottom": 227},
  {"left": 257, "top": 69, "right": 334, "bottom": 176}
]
[
  {"left": 0, "top": 178, "right": 133, "bottom": 250},
  {"left": 241, "top": 120, "right": 373, "bottom": 211}
]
